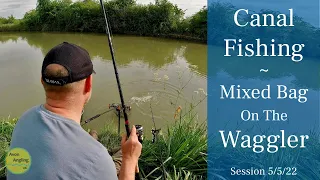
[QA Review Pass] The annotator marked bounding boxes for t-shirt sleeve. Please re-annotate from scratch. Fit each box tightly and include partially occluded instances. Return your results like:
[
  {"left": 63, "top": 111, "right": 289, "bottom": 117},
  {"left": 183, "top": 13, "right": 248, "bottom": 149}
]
[{"left": 82, "top": 152, "right": 118, "bottom": 180}]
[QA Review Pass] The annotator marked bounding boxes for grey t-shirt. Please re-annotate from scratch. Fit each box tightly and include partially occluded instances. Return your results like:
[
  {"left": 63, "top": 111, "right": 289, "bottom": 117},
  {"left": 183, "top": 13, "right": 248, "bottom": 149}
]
[{"left": 7, "top": 105, "right": 118, "bottom": 180}]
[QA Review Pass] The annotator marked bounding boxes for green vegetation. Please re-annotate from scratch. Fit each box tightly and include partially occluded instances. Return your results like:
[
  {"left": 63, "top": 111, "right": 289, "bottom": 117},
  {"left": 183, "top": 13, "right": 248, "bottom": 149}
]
[
  {"left": 0, "top": 117, "right": 17, "bottom": 177},
  {"left": 0, "top": 0, "right": 207, "bottom": 42},
  {"left": 98, "top": 111, "right": 207, "bottom": 179},
  {"left": 138, "top": 115, "right": 207, "bottom": 179},
  {"left": 0, "top": 16, "right": 23, "bottom": 32}
]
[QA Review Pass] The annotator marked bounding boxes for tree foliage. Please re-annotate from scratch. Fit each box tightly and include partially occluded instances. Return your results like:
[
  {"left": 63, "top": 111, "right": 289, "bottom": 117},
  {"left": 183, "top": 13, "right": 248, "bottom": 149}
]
[{"left": 7, "top": 0, "right": 205, "bottom": 41}]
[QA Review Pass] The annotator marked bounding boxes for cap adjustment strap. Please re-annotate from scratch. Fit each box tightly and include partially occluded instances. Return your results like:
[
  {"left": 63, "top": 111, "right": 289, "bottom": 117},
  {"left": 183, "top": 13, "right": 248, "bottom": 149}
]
[{"left": 42, "top": 76, "right": 69, "bottom": 86}]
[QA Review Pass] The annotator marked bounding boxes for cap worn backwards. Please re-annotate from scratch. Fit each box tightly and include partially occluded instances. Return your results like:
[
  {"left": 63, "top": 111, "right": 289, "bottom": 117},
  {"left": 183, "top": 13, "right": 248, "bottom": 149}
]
[{"left": 41, "top": 42, "right": 95, "bottom": 86}]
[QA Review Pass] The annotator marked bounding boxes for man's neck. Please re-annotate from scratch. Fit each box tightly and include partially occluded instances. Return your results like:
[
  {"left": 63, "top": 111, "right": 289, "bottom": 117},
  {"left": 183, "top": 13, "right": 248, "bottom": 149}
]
[{"left": 44, "top": 100, "right": 83, "bottom": 124}]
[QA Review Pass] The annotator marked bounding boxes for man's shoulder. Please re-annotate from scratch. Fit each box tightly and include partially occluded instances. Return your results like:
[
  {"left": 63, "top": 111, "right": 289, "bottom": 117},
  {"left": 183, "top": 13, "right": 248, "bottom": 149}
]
[
  {"left": 18, "top": 105, "right": 41, "bottom": 119},
  {"left": 23, "top": 105, "right": 41, "bottom": 114},
  {"left": 14, "top": 105, "right": 41, "bottom": 126}
]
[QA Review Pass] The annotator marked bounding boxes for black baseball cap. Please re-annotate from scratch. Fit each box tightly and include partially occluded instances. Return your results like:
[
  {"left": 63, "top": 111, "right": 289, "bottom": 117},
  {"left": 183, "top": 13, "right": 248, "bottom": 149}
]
[{"left": 42, "top": 42, "right": 95, "bottom": 86}]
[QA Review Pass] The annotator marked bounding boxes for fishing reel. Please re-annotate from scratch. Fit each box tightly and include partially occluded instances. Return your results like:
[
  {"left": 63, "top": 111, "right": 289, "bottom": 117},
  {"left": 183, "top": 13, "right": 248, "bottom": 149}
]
[
  {"left": 135, "top": 125, "right": 144, "bottom": 144},
  {"left": 134, "top": 126, "right": 161, "bottom": 144},
  {"left": 151, "top": 128, "right": 161, "bottom": 143}
]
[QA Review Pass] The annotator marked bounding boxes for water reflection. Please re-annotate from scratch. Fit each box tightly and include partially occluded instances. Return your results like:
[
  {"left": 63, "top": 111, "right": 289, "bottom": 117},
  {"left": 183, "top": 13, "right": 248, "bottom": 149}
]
[{"left": 0, "top": 33, "right": 206, "bottom": 73}]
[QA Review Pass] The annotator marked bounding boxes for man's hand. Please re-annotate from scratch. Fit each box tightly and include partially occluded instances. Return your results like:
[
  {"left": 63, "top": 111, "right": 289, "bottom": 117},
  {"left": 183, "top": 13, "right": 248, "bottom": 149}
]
[
  {"left": 118, "top": 125, "right": 142, "bottom": 180},
  {"left": 121, "top": 125, "right": 142, "bottom": 163}
]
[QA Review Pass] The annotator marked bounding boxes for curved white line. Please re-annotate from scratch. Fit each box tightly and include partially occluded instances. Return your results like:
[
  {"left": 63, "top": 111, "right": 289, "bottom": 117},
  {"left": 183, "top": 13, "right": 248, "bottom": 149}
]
[{"left": 260, "top": 69, "right": 269, "bottom": 72}]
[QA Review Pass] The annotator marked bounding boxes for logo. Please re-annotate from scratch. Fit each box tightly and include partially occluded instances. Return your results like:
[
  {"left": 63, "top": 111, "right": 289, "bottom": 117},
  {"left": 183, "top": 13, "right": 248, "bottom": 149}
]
[
  {"left": 5, "top": 148, "right": 31, "bottom": 174},
  {"left": 45, "top": 78, "right": 62, "bottom": 85}
]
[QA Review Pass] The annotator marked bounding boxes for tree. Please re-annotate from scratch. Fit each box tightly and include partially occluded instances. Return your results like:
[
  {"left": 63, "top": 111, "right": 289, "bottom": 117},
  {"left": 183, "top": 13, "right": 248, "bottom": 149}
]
[{"left": 114, "top": 0, "right": 136, "bottom": 8}]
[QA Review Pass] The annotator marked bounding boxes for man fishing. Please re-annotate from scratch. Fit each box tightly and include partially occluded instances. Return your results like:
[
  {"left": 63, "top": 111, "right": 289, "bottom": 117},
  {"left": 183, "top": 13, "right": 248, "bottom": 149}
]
[{"left": 7, "top": 42, "right": 142, "bottom": 180}]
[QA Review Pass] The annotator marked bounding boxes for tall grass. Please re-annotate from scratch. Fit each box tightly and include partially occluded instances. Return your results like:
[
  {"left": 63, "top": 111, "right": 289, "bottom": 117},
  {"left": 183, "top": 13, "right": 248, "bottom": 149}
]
[
  {"left": 97, "top": 125, "right": 121, "bottom": 152},
  {"left": 137, "top": 111, "right": 207, "bottom": 179},
  {"left": 93, "top": 109, "right": 207, "bottom": 179},
  {"left": 0, "top": 117, "right": 18, "bottom": 177},
  {"left": 0, "top": 23, "right": 23, "bottom": 32}
]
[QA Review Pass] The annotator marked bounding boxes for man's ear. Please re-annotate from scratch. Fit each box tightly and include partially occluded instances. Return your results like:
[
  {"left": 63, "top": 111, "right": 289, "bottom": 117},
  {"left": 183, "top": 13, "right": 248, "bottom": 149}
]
[
  {"left": 41, "top": 77, "right": 44, "bottom": 85},
  {"left": 84, "top": 75, "right": 92, "bottom": 93}
]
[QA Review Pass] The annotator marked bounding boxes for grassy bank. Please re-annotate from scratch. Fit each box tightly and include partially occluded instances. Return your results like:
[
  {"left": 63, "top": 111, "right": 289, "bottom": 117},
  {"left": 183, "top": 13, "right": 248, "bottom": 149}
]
[
  {"left": 0, "top": 117, "right": 17, "bottom": 178},
  {"left": 0, "top": 0, "right": 207, "bottom": 43},
  {"left": 0, "top": 113, "right": 207, "bottom": 179}
]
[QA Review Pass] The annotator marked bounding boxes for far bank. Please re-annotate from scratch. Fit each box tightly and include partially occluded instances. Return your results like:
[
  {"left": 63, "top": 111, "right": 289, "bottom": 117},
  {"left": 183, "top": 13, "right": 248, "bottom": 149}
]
[{"left": 0, "top": 0, "right": 207, "bottom": 43}]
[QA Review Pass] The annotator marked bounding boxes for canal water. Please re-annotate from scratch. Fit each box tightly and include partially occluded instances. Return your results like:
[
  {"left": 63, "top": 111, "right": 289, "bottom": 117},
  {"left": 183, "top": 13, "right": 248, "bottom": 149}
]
[{"left": 0, "top": 32, "right": 207, "bottom": 136}]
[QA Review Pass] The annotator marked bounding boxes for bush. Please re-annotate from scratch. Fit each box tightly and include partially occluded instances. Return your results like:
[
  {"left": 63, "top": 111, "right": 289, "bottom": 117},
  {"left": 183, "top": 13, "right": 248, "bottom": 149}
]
[
  {"left": 0, "top": 15, "right": 24, "bottom": 32},
  {"left": 186, "top": 7, "right": 207, "bottom": 40},
  {"left": 0, "top": 16, "right": 15, "bottom": 25},
  {"left": 0, "top": 0, "right": 208, "bottom": 42},
  {"left": 0, "top": 23, "right": 21, "bottom": 32}
]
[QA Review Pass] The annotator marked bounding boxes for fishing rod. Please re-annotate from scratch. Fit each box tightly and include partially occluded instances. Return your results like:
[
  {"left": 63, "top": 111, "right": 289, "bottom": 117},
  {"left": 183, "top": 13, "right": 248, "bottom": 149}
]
[
  {"left": 81, "top": 104, "right": 132, "bottom": 132},
  {"left": 149, "top": 102, "right": 161, "bottom": 143},
  {"left": 99, "top": 2, "right": 143, "bottom": 176},
  {"left": 99, "top": 0, "right": 130, "bottom": 138},
  {"left": 81, "top": 109, "right": 114, "bottom": 126}
]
